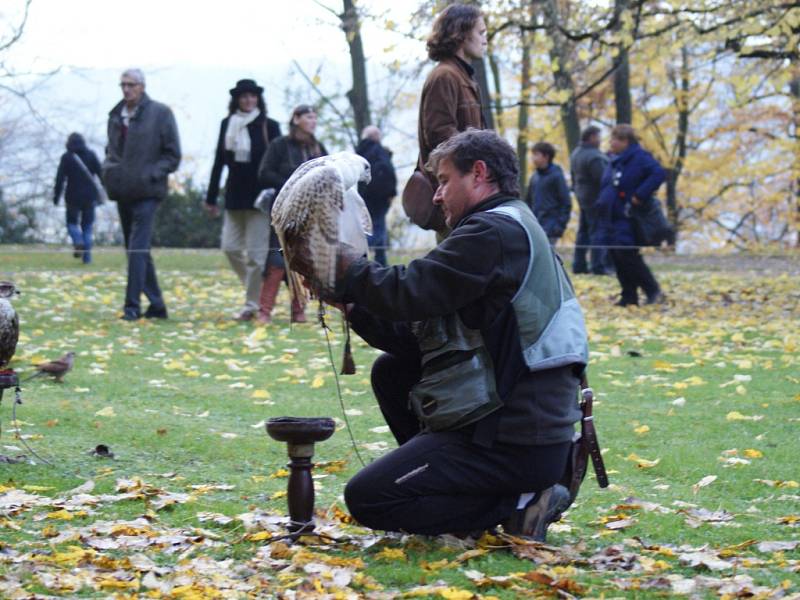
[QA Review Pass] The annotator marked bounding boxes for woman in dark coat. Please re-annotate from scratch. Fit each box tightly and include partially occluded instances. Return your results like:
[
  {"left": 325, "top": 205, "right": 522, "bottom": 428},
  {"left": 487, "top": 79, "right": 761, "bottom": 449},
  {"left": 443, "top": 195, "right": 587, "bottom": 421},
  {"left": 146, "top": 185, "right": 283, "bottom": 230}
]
[
  {"left": 596, "top": 124, "right": 666, "bottom": 306},
  {"left": 257, "top": 104, "right": 327, "bottom": 323},
  {"left": 205, "top": 79, "right": 282, "bottom": 321},
  {"left": 54, "top": 133, "right": 103, "bottom": 264}
]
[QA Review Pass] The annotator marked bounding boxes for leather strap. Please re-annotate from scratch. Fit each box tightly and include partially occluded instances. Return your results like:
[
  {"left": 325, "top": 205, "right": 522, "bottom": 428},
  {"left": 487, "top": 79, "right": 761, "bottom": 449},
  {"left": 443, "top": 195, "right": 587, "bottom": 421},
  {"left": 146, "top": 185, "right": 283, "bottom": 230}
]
[{"left": 579, "top": 376, "right": 609, "bottom": 488}]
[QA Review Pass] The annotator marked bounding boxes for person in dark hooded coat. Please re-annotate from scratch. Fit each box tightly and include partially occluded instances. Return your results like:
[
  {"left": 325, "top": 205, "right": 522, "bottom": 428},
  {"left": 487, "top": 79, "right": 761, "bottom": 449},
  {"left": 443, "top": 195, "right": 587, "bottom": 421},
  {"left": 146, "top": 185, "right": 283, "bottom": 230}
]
[
  {"left": 355, "top": 125, "right": 397, "bottom": 266},
  {"left": 54, "top": 132, "right": 103, "bottom": 263}
]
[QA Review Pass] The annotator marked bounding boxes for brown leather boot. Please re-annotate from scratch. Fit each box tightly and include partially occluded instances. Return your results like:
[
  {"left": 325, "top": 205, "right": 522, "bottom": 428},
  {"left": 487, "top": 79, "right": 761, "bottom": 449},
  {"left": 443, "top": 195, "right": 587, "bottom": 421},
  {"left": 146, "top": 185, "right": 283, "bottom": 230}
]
[
  {"left": 257, "top": 266, "right": 285, "bottom": 324},
  {"left": 290, "top": 296, "right": 307, "bottom": 323}
]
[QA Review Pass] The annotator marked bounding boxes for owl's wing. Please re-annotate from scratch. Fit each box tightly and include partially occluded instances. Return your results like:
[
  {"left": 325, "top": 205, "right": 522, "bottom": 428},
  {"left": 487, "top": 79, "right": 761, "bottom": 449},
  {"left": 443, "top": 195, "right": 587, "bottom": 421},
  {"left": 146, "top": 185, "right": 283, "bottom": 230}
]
[
  {"left": 275, "top": 157, "right": 328, "bottom": 210},
  {"left": 271, "top": 164, "right": 345, "bottom": 294},
  {"left": 352, "top": 188, "right": 373, "bottom": 236},
  {"left": 0, "top": 305, "right": 19, "bottom": 367}
]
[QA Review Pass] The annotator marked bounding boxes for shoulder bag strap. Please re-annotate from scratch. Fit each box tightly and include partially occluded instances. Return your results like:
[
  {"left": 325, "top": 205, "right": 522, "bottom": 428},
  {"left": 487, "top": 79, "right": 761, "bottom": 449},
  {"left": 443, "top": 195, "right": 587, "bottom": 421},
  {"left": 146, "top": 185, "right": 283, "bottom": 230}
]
[{"left": 71, "top": 152, "right": 95, "bottom": 185}]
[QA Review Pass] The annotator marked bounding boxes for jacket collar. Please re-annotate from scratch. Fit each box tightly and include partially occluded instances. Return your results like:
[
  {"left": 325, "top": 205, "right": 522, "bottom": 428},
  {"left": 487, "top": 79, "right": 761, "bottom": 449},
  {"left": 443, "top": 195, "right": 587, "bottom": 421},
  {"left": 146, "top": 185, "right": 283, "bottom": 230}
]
[
  {"left": 109, "top": 93, "right": 151, "bottom": 119},
  {"left": 536, "top": 163, "right": 555, "bottom": 175},
  {"left": 454, "top": 192, "right": 513, "bottom": 227},
  {"left": 612, "top": 142, "right": 639, "bottom": 165},
  {"left": 453, "top": 55, "right": 476, "bottom": 78}
]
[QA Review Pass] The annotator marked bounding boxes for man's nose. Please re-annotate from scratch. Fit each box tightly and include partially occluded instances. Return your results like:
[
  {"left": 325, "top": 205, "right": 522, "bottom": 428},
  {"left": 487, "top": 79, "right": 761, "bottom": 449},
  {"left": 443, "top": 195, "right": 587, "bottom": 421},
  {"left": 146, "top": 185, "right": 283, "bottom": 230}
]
[{"left": 432, "top": 187, "right": 443, "bottom": 205}]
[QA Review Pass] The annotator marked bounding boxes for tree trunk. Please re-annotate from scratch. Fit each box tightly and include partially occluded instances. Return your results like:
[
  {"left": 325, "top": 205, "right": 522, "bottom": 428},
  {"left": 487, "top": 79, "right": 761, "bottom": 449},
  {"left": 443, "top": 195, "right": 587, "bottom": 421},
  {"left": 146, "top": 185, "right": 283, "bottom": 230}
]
[
  {"left": 517, "top": 33, "right": 532, "bottom": 194},
  {"left": 791, "top": 69, "right": 800, "bottom": 247},
  {"left": 487, "top": 47, "right": 504, "bottom": 134},
  {"left": 342, "top": 0, "right": 371, "bottom": 138},
  {"left": 613, "top": 0, "right": 633, "bottom": 124},
  {"left": 665, "top": 46, "right": 690, "bottom": 243},
  {"left": 540, "top": 0, "right": 581, "bottom": 154},
  {"left": 473, "top": 58, "right": 495, "bottom": 130}
]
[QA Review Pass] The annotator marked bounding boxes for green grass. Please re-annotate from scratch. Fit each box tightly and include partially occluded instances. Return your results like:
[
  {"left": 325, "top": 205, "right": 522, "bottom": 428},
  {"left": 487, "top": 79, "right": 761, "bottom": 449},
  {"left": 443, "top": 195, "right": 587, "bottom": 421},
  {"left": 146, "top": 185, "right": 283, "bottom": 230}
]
[{"left": 0, "top": 248, "right": 798, "bottom": 598}]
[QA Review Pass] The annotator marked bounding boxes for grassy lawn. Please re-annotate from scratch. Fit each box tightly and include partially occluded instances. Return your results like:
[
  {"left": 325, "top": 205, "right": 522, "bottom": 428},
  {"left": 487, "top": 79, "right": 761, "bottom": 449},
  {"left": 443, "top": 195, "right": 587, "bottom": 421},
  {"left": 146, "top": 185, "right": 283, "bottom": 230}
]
[{"left": 1, "top": 247, "right": 798, "bottom": 598}]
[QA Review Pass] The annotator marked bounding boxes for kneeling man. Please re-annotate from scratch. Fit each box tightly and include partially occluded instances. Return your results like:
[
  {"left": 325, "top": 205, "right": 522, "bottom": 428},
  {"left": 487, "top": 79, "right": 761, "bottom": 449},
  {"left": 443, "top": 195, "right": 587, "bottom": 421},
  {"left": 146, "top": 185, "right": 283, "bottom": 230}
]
[{"left": 327, "top": 130, "right": 589, "bottom": 540}]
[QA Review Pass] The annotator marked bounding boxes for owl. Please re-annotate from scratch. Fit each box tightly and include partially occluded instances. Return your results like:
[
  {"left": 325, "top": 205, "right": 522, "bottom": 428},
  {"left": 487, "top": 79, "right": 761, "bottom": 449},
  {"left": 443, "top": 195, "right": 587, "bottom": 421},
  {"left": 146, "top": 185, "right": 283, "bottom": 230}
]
[
  {"left": 271, "top": 152, "right": 372, "bottom": 298},
  {"left": 0, "top": 281, "right": 19, "bottom": 369}
]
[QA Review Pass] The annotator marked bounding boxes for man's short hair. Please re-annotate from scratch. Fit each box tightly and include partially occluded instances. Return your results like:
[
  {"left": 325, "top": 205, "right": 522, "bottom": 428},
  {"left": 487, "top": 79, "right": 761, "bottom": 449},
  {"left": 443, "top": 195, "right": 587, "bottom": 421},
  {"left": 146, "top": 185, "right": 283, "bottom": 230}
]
[
  {"left": 581, "top": 125, "right": 601, "bottom": 142},
  {"left": 121, "top": 68, "right": 145, "bottom": 85},
  {"left": 532, "top": 142, "right": 556, "bottom": 162},
  {"left": 611, "top": 123, "right": 638, "bottom": 144},
  {"left": 427, "top": 129, "right": 520, "bottom": 197},
  {"left": 426, "top": 4, "right": 482, "bottom": 62},
  {"left": 361, "top": 125, "right": 381, "bottom": 141}
]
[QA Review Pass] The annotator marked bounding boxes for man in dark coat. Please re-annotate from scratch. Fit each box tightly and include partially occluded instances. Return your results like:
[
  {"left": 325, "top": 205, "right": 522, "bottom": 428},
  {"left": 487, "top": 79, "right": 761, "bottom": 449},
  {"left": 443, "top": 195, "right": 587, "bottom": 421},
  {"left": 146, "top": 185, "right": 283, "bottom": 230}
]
[
  {"left": 525, "top": 142, "right": 571, "bottom": 245},
  {"left": 103, "top": 68, "right": 181, "bottom": 321},
  {"left": 595, "top": 124, "right": 666, "bottom": 306},
  {"left": 306, "top": 130, "right": 588, "bottom": 542},
  {"left": 54, "top": 133, "right": 103, "bottom": 263},
  {"left": 570, "top": 126, "right": 611, "bottom": 275},
  {"left": 355, "top": 126, "right": 397, "bottom": 266}
]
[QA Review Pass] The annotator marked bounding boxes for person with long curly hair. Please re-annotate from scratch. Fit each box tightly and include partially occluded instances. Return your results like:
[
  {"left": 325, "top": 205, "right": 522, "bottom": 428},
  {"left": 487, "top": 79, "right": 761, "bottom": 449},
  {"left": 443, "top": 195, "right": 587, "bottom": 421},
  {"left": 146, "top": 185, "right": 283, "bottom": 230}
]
[{"left": 403, "top": 3, "right": 489, "bottom": 237}]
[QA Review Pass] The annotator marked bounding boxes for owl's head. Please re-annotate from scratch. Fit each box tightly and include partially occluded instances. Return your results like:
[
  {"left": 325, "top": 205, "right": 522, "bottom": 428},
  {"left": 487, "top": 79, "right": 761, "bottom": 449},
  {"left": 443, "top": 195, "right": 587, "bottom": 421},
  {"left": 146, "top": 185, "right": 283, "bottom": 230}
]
[
  {"left": 355, "top": 155, "right": 371, "bottom": 184},
  {"left": 0, "top": 282, "right": 18, "bottom": 300},
  {"left": 332, "top": 152, "right": 371, "bottom": 185}
]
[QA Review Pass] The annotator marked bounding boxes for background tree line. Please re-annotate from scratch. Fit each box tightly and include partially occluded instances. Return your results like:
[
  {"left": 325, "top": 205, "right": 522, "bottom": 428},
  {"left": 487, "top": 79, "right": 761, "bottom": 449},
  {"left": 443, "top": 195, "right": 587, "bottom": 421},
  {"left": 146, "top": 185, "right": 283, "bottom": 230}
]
[{"left": 313, "top": 0, "right": 798, "bottom": 250}]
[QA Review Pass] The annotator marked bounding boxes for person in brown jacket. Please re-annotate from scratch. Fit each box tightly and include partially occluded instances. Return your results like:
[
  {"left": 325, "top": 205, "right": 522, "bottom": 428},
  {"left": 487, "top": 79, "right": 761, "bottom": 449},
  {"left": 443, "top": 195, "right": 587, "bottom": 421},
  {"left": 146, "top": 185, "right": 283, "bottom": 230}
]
[{"left": 403, "top": 4, "right": 489, "bottom": 236}]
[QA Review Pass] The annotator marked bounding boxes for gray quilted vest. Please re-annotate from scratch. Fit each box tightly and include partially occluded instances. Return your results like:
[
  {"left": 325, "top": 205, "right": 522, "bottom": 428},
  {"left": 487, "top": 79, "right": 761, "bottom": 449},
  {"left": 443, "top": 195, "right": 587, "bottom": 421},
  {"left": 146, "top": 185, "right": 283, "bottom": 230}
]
[{"left": 408, "top": 198, "right": 589, "bottom": 432}]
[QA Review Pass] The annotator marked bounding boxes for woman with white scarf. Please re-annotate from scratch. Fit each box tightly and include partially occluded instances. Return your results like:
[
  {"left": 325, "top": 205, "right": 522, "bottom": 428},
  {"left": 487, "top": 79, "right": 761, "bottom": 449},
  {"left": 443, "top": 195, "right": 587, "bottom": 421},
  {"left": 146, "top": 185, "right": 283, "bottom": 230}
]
[{"left": 205, "top": 79, "right": 282, "bottom": 321}]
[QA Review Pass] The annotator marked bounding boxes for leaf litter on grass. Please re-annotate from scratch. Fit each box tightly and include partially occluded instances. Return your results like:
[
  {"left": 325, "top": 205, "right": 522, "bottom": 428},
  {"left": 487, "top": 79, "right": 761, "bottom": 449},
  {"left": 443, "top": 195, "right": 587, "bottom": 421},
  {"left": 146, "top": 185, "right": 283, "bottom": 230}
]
[{"left": 1, "top": 261, "right": 799, "bottom": 597}]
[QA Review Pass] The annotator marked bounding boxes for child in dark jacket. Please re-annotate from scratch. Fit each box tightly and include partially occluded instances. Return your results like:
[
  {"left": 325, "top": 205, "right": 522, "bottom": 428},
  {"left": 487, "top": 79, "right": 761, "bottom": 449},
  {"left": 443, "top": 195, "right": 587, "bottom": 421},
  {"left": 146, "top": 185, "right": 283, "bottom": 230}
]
[{"left": 525, "top": 142, "right": 571, "bottom": 245}]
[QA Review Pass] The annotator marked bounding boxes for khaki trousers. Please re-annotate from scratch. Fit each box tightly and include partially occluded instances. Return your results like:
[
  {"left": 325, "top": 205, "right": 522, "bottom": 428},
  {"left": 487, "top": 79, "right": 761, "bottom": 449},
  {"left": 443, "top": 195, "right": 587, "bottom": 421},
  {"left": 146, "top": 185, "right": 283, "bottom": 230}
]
[{"left": 221, "top": 209, "right": 270, "bottom": 311}]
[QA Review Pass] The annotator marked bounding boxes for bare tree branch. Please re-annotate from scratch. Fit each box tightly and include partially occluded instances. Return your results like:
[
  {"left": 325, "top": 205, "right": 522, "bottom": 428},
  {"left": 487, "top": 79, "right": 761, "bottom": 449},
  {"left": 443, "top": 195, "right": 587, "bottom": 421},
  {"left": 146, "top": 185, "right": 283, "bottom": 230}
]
[
  {"left": 0, "top": 0, "right": 32, "bottom": 53},
  {"left": 291, "top": 59, "right": 357, "bottom": 147}
]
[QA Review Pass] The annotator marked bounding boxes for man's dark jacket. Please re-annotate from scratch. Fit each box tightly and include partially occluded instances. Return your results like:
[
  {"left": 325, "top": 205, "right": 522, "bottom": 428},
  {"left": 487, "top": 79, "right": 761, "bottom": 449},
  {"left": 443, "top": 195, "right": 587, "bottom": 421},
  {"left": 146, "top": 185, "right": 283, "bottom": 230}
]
[
  {"left": 103, "top": 93, "right": 181, "bottom": 202},
  {"left": 355, "top": 138, "right": 397, "bottom": 211},
  {"left": 525, "top": 164, "right": 571, "bottom": 238},
  {"left": 206, "top": 114, "right": 281, "bottom": 210},
  {"left": 595, "top": 143, "right": 665, "bottom": 246},
  {"left": 54, "top": 135, "right": 102, "bottom": 207},
  {"left": 336, "top": 194, "right": 582, "bottom": 446},
  {"left": 570, "top": 143, "right": 608, "bottom": 210}
]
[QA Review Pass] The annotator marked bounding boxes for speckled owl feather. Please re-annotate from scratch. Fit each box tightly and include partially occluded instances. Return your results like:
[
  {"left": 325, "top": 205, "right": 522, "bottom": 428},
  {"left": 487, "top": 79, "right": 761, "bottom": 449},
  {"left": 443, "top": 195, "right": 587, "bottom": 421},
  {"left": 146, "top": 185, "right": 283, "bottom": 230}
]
[
  {"left": 0, "top": 282, "right": 19, "bottom": 369},
  {"left": 271, "top": 152, "right": 372, "bottom": 299}
]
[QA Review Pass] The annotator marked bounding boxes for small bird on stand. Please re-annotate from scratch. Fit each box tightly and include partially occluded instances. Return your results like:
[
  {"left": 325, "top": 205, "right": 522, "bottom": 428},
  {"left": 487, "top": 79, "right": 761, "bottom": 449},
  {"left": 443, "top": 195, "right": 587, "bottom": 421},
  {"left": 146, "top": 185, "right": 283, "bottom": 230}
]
[{"left": 25, "top": 352, "right": 75, "bottom": 383}]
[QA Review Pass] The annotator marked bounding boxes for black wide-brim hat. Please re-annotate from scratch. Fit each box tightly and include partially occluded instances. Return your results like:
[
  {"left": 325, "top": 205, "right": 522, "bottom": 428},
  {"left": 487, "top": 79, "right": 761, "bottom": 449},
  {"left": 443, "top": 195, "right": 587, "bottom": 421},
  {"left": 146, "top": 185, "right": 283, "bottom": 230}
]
[{"left": 229, "top": 79, "right": 264, "bottom": 97}]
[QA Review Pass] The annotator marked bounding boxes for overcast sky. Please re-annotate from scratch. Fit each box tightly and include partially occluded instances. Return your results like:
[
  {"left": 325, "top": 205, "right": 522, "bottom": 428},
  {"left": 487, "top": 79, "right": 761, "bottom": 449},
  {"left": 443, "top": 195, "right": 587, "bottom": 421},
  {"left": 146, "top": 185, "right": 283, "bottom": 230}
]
[{"left": 4, "top": 0, "right": 428, "bottom": 181}]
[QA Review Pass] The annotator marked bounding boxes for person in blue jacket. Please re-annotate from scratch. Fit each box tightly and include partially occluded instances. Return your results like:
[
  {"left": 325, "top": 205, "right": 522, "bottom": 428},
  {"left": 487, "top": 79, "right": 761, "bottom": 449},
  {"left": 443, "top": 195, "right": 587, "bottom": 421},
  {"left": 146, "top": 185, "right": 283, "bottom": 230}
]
[
  {"left": 54, "top": 133, "right": 103, "bottom": 264},
  {"left": 596, "top": 124, "right": 666, "bottom": 306},
  {"left": 525, "top": 142, "right": 571, "bottom": 245}
]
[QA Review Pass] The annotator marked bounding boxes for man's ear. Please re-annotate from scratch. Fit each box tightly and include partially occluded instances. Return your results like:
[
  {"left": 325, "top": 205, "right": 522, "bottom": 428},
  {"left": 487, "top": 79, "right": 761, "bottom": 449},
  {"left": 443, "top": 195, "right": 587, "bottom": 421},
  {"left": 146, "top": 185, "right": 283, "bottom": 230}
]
[{"left": 472, "top": 160, "right": 489, "bottom": 184}]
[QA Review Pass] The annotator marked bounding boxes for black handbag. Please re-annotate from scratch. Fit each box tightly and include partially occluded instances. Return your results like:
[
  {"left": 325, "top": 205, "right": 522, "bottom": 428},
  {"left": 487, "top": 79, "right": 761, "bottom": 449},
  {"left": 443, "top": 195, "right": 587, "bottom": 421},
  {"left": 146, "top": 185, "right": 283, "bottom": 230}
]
[{"left": 628, "top": 196, "right": 673, "bottom": 247}]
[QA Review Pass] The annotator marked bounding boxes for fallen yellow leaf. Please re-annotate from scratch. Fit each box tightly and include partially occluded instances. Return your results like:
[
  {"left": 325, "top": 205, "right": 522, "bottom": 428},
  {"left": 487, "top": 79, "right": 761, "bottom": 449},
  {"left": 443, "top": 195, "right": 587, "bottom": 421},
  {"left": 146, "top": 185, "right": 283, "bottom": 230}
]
[{"left": 626, "top": 453, "right": 660, "bottom": 469}]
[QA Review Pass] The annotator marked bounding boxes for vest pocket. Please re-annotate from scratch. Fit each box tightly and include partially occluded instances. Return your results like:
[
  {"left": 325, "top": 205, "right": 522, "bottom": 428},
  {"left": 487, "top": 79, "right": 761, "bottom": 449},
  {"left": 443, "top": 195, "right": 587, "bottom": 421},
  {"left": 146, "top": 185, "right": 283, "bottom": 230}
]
[{"left": 409, "top": 348, "right": 502, "bottom": 432}]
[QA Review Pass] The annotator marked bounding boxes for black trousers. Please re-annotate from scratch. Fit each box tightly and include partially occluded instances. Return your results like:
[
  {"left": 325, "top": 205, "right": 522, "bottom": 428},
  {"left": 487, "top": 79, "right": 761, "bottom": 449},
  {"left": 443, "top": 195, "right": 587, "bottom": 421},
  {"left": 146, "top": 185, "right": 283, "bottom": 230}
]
[
  {"left": 344, "top": 353, "right": 571, "bottom": 535},
  {"left": 573, "top": 207, "right": 610, "bottom": 275},
  {"left": 118, "top": 198, "right": 165, "bottom": 317},
  {"left": 610, "top": 247, "right": 660, "bottom": 304}
]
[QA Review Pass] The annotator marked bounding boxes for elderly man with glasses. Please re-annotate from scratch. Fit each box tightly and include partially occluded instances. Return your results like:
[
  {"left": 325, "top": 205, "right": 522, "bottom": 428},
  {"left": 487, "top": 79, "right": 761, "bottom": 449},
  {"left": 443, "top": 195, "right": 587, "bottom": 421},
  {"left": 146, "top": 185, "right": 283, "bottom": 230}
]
[{"left": 103, "top": 68, "right": 181, "bottom": 321}]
